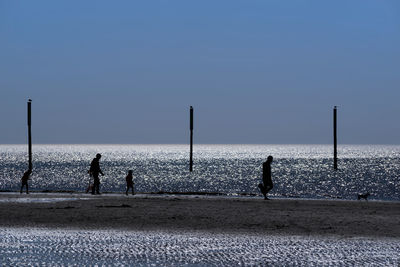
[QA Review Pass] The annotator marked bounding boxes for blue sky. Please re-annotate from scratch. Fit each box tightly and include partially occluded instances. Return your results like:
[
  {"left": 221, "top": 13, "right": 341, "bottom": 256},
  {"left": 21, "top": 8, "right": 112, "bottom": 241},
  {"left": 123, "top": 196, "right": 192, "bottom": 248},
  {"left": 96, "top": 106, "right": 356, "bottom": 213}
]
[{"left": 1, "top": 0, "right": 399, "bottom": 144}]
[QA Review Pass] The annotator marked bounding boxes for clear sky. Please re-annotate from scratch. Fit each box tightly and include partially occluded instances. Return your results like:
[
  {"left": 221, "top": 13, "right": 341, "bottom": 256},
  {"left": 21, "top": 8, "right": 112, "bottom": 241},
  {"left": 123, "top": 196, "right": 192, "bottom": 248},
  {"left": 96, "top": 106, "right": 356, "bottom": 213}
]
[{"left": 1, "top": 0, "right": 399, "bottom": 144}]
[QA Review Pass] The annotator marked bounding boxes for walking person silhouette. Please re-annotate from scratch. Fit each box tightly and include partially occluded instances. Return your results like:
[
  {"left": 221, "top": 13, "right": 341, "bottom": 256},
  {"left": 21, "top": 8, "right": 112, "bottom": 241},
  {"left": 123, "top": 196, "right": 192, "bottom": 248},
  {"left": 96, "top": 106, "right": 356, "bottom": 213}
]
[
  {"left": 89, "top": 153, "right": 104, "bottom": 195},
  {"left": 258, "top": 156, "right": 274, "bottom": 200}
]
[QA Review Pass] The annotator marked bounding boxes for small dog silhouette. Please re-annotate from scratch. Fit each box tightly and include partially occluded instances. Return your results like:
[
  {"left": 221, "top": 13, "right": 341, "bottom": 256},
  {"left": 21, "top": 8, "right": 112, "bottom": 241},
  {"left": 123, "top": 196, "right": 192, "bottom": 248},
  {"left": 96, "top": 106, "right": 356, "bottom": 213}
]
[{"left": 357, "top": 192, "right": 370, "bottom": 201}]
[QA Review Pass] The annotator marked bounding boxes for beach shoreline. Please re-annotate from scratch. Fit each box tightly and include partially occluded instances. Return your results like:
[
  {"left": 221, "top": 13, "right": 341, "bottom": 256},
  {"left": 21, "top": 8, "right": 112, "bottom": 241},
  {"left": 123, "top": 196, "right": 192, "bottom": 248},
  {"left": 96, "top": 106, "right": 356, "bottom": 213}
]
[{"left": 0, "top": 192, "right": 399, "bottom": 238}]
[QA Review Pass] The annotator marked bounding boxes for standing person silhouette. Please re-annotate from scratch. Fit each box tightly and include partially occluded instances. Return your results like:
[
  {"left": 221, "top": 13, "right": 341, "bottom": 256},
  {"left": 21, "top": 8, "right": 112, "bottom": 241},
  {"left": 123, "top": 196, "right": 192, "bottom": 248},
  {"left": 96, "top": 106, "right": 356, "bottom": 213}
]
[
  {"left": 258, "top": 156, "right": 274, "bottom": 200},
  {"left": 125, "top": 170, "right": 135, "bottom": 195},
  {"left": 89, "top": 153, "right": 104, "bottom": 195},
  {"left": 20, "top": 169, "right": 32, "bottom": 194}
]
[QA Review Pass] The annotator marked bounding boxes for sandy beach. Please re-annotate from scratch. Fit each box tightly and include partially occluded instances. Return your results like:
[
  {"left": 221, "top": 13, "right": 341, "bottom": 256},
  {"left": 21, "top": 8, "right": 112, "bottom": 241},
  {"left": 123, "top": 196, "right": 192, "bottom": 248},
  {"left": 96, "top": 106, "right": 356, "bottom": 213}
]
[{"left": 0, "top": 192, "right": 399, "bottom": 238}]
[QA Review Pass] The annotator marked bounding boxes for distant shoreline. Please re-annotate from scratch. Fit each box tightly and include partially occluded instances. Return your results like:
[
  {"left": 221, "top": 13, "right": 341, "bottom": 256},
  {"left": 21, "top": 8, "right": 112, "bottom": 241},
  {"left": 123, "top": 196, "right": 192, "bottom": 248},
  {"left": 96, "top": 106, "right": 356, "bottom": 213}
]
[
  {"left": 1, "top": 190, "right": 399, "bottom": 202},
  {"left": 0, "top": 190, "right": 256, "bottom": 196},
  {"left": 2, "top": 143, "right": 400, "bottom": 145},
  {"left": 1, "top": 192, "right": 399, "bottom": 238}
]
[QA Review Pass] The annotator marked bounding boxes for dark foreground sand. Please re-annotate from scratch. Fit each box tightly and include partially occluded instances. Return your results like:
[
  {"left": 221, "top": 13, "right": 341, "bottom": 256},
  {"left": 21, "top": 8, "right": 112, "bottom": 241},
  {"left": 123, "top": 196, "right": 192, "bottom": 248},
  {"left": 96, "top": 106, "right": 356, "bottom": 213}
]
[{"left": 0, "top": 193, "right": 399, "bottom": 238}]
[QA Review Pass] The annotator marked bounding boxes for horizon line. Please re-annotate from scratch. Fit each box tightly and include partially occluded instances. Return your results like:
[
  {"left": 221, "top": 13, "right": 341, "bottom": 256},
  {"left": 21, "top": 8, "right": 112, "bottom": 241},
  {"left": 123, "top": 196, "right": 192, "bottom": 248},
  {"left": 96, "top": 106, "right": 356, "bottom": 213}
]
[{"left": 1, "top": 143, "right": 400, "bottom": 146}]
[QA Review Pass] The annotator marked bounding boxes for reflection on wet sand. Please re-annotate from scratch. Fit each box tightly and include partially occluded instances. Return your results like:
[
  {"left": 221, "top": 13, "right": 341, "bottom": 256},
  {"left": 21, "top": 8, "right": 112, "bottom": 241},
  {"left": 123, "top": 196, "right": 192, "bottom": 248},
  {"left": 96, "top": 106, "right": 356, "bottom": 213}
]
[{"left": 1, "top": 228, "right": 399, "bottom": 266}]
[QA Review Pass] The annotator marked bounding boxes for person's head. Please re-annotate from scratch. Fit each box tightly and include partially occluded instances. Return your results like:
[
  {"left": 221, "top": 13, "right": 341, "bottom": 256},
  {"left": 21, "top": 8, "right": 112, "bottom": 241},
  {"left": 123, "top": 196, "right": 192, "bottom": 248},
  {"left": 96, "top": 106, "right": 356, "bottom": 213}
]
[
  {"left": 96, "top": 153, "right": 102, "bottom": 159},
  {"left": 267, "top": 155, "right": 273, "bottom": 162},
  {"left": 128, "top": 170, "right": 133, "bottom": 174}
]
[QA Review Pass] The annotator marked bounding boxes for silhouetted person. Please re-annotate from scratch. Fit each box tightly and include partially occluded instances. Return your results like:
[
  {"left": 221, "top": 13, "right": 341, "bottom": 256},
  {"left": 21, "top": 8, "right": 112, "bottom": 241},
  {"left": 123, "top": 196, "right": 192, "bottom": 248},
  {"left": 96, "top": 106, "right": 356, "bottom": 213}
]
[
  {"left": 20, "top": 169, "right": 32, "bottom": 194},
  {"left": 89, "top": 153, "right": 104, "bottom": 195},
  {"left": 258, "top": 156, "right": 273, "bottom": 200},
  {"left": 85, "top": 170, "right": 94, "bottom": 194},
  {"left": 125, "top": 170, "right": 135, "bottom": 195}
]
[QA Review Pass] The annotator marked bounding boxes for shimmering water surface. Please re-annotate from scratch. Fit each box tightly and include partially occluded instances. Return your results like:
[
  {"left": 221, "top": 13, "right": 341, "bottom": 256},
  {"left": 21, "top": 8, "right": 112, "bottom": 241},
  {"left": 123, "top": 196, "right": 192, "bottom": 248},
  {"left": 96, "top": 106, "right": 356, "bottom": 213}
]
[
  {"left": 1, "top": 144, "right": 399, "bottom": 200},
  {"left": 1, "top": 228, "right": 399, "bottom": 266}
]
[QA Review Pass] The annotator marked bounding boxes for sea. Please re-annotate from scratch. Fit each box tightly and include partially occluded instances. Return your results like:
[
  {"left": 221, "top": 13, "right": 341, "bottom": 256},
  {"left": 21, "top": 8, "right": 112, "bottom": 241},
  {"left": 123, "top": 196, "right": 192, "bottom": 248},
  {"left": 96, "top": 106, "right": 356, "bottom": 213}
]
[{"left": 1, "top": 144, "right": 399, "bottom": 201}]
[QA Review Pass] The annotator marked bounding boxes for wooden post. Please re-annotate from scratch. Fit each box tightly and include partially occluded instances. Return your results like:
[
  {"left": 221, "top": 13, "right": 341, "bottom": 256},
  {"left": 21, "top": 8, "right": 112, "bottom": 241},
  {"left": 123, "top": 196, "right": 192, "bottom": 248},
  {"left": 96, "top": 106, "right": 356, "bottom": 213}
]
[
  {"left": 190, "top": 106, "right": 193, "bottom": 172},
  {"left": 333, "top": 106, "right": 337, "bottom": 170},
  {"left": 27, "top": 99, "right": 32, "bottom": 170}
]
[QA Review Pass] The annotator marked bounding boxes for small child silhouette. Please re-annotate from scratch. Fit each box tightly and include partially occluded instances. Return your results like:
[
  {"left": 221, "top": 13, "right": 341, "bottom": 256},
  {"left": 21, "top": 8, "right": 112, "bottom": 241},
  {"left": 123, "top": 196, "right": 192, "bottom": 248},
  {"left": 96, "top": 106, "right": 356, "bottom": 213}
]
[
  {"left": 125, "top": 170, "right": 135, "bottom": 195},
  {"left": 20, "top": 169, "right": 32, "bottom": 194}
]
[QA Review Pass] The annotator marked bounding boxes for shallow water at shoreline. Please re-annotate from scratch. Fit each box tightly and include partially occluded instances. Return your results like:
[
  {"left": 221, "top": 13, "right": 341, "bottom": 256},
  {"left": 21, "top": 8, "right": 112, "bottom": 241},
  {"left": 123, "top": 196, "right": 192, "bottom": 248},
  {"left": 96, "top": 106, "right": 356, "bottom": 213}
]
[
  {"left": 1, "top": 228, "right": 399, "bottom": 266},
  {"left": 1, "top": 144, "right": 400, "bottom": 201}
]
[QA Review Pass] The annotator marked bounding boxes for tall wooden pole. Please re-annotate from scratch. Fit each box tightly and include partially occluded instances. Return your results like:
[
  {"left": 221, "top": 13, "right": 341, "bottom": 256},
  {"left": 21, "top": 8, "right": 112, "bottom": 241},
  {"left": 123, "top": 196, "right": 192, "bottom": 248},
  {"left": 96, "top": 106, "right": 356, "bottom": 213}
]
[
  {"left": 189, "top": 106, "right": 193, "bottom": 172},
  {"left": 27, "top": 99, "right": 32, "bottom": 170},
  {"left": 333, "top": 106, "right": 337, "bottom": 170}
]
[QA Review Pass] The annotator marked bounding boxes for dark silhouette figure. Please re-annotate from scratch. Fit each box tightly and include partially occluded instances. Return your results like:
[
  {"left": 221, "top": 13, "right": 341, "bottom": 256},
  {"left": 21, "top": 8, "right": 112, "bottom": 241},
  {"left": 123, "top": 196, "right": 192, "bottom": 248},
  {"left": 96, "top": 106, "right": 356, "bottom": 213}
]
[
  {"left": 358, "top": 192, "right": 370, "bottom": 201},
  {"left": 89, "top": 153, "right": 104, "bottom": 195},
  {"left": 125, "top": 170, "right": 135, "bottom": 195},
  {"left": 20, "top": 169, "right": 32, "bottom": 194},
  {"left": 258, "top": 156, "right": 274, "bottom": 200},
  {"left": 85, "top": 170, "right": 94, "bottom": 194}
]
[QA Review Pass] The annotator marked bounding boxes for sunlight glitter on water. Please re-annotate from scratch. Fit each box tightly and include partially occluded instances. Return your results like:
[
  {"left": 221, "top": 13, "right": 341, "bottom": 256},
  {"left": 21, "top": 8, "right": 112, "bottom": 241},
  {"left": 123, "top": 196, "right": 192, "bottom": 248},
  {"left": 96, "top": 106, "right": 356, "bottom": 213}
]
[{"left": 1, "top": 144, "right": 399, "bottom": 200}]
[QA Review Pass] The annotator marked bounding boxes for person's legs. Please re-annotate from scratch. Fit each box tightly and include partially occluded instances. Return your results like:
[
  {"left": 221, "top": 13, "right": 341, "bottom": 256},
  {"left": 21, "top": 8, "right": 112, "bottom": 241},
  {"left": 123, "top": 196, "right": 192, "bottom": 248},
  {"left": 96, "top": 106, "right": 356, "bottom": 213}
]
[
  {"left": 258, "top": 183, "right": 266, "bottom": 198},
  {"left": 92, "top": 174, "right": 99, "bottom": 194},
  {"left": 91, "top": 181, "right": 96, "bottom": 194},
  {"left": 264, "top": 184, "right": 273, "bottom": 195},
  {"left": 95, "top": 179, "right": 100, "bottom": 194},
  {"left": 26, "top": 183, "right": 29, "bottom": 194}
]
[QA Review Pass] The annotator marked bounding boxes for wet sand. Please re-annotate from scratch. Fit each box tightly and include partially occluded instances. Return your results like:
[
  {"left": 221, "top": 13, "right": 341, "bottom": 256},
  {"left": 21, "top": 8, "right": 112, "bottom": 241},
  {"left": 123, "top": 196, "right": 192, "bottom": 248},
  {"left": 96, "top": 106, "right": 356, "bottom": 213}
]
[
  {"left": 2, "top": 228, "right": 399, "bottom": 266},
  {"left": 0, "top": 193, "right": 399, "bottom": 238}
]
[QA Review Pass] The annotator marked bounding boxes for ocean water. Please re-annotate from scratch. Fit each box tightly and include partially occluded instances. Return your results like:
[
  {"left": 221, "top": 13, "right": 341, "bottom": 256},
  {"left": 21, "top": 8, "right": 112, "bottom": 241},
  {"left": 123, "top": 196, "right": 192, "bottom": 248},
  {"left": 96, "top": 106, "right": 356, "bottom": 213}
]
[{"left": 0, "top": 144, "right": 399, "bottom": 201}]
